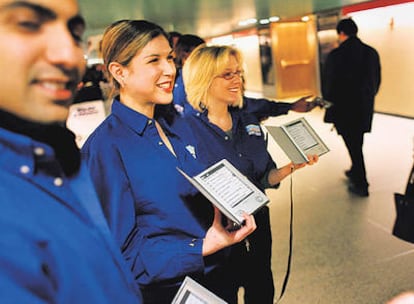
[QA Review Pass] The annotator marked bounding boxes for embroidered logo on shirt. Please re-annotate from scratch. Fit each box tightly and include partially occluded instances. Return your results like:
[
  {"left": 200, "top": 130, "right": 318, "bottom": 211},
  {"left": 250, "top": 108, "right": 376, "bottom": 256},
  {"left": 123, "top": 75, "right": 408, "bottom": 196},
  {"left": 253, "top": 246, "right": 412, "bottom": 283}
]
[
  {"left": 186, "top": 145, "right": 197, "bottom": 159},
  {"left": 245, "top": 124, "right": 262, "bottom": 136}
]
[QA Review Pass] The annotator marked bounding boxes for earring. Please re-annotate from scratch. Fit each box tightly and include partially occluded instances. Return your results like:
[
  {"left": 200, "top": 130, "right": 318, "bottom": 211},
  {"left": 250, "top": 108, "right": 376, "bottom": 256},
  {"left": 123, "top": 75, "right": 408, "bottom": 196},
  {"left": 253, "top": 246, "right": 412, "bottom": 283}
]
[
  {"left": 199, "top": 102, "right": 206, "bottom": 112},
  {"left": 119, "top": 76, "right": 125, "bottom": 87}
]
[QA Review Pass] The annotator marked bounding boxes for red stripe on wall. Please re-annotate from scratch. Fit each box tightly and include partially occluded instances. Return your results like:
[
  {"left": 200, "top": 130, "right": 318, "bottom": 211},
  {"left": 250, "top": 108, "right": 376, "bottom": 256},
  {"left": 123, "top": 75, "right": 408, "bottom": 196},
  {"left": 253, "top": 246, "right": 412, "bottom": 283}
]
[{"left": 342, "top": 0, "right": 414, "bottom": 15}]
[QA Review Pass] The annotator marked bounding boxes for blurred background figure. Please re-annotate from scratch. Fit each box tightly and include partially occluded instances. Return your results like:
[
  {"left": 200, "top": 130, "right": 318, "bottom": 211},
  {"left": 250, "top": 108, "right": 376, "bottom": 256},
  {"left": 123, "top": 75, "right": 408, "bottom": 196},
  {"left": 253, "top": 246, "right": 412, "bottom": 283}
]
[
  {"left": 321, "top": 18, "right": 381, "bottom": 197},
  {"left": 168, "top": 31, "right": 182, "bottom": 50},
  {"left": 259, "top": 41, "right": 272, "bottom": 84},
  {"left": 73, "top": 64, "right": 107, "bottom": 103},
  {"left": 174, "top": 34, "right": 205, "bottom": 69},
  {"left": 68, "top": 64, "right": 108, "bottom": 148},
  {"left": 172, "top": 34, "right": 205, "bottom": 113}
]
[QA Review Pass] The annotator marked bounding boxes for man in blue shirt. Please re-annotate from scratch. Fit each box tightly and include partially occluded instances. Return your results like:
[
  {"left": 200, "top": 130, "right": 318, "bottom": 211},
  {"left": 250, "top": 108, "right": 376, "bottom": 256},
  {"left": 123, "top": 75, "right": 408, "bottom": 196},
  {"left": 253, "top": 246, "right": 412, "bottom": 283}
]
[{"left": 0, "top": 1, "right": 141, "bottom": 303}]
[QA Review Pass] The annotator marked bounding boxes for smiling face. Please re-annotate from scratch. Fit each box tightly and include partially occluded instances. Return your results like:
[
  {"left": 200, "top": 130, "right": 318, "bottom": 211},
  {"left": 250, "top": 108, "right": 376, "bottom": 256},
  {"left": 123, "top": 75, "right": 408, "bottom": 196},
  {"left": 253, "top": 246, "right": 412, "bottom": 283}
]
[
  {"left": 0, "top": 0, "right": 86, "bottom": 124},
  {"left": 116, "top": 35, "right": 176, "bottom": 117},
  {"left": 208, "top": 55, "right": 243, "bottom": 108}
]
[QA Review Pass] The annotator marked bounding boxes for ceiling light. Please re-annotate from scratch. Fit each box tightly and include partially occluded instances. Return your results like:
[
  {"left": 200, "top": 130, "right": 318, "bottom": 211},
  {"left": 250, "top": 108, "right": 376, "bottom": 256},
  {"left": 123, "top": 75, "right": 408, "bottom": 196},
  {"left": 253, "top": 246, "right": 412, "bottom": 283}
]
[
  {"left": 238, "top": 18, "right": 257, "bottom": 27},
  {"left": 269, "top": 16, "right": 280, "bottom": 22},
  {"left": 259, "top": 19, "right": 270, "bottom": 24}
]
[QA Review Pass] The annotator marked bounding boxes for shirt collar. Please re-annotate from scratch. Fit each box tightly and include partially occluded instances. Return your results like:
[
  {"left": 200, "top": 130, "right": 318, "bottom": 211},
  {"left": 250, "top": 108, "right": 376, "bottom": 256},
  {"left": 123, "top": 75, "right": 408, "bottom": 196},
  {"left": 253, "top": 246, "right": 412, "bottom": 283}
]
[
  {"left": 111, "top": 99, "right": 152, "bottom": 135},
  {"left": 0, "top": 127, "right": 58, "bottom": 178}
]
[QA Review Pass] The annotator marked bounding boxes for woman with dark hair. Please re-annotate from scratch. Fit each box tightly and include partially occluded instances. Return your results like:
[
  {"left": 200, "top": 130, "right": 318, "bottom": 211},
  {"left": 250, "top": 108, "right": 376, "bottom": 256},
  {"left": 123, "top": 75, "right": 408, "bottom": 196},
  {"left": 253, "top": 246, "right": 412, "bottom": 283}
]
[{"left": 81, "top": 20, "right": 256, "bottom": 304}]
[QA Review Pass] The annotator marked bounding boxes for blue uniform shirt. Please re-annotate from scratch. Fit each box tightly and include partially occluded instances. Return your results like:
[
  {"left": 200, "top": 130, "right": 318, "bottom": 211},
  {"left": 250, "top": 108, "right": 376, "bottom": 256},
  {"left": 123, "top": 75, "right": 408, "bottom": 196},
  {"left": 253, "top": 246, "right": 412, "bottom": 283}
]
[
  {"left": 185, "top": 106, "right": 278, "bottom": 191},
  {"left": 242, "top": 96, "right": 291, "bottom": 121},
  {"left": 81, "top": 99, "right": 227, "bottom": 290},
  {"left": 172, "top": 68, "right": 186, "bottom": 115},
  {"left": 0, "top": 127, "right": 141, "bottom": 303}
]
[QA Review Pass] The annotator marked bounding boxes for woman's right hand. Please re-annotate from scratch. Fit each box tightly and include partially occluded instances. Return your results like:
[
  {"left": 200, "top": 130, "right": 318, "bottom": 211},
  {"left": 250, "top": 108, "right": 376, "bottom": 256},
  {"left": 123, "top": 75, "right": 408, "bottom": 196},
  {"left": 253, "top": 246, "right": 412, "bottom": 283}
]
[{"left": 202, "top": 207, "right": 256, "bottom": 256}]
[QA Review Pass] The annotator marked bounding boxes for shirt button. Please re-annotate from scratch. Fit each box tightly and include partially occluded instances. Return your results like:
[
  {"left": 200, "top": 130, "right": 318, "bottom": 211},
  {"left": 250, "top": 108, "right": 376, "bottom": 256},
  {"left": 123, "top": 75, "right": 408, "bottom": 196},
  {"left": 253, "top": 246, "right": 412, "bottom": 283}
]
[
  {"left": 34, "top": 147, "right": 45, "bottom": 156},
  {"left": 54, "top": 177, "right": 63, "bottom": 187},
  {"left": 20, "top": 165, "right": 30, "bottom": 174},
  {"left": 238, "top": 153, "right": 243, "bottom": 157},
  {"left": 224, "top": 136, "right": 229, "bottom": 140},
  {"left": 158, "top": 141, "right": 163, "bottom": 146},
  {"left": 148, "top": 120, "right": 153, "bottom": 125}
]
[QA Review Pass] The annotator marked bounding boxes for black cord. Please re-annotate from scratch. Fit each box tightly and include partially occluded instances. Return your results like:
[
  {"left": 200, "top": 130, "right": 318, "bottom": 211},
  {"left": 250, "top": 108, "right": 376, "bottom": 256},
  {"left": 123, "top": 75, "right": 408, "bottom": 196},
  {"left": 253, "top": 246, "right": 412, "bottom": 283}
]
[{"left": 275, "top": 166, "right": 294, "bottom": 303}]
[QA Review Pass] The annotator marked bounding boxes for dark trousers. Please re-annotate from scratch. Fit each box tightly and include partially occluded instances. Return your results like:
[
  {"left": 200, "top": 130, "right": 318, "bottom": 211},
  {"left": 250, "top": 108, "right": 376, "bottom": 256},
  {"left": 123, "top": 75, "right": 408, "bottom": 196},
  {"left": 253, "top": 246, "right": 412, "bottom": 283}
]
[
  {"left": 341, "top": 128, "right": 368, "bottom": 187},
  {"left": 228, "top": 207, "right": 274, "bottom": 304},
  {"left": 200, "top": 264, "right": 238, "bottom": 304}
]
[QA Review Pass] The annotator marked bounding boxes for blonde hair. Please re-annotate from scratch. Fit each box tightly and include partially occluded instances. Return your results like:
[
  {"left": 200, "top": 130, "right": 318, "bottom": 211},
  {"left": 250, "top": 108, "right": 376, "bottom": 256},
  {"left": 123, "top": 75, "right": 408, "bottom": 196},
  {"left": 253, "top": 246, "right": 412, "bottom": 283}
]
[
  {"left": 101, "top": 20, "right": 169, "bottom": 100},
  {"left": 183, "top": 45, "right": 244, "bottom": 112}
]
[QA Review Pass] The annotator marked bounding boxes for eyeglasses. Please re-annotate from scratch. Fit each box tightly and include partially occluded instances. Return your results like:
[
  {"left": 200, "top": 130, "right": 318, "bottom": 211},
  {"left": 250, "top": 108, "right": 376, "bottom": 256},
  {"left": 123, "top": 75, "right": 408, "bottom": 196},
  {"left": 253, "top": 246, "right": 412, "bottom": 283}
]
[{"left": 217, "top": 70, "right": 243, "bottom": 80}]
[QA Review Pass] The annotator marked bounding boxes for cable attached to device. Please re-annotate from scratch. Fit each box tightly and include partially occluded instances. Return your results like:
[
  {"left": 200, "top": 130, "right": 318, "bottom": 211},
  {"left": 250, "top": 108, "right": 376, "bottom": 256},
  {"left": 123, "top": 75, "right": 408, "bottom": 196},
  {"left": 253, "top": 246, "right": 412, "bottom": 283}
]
[{"left": 275, "top": 166, "right": 294, "bottom": 303}]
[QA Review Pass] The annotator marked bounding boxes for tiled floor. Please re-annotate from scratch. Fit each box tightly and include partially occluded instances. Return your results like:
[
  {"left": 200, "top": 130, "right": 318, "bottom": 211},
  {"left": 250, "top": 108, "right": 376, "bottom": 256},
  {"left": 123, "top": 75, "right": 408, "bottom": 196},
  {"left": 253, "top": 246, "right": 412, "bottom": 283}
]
[{"left": 259, "top": 106, "right": 414, "bottom": 304}]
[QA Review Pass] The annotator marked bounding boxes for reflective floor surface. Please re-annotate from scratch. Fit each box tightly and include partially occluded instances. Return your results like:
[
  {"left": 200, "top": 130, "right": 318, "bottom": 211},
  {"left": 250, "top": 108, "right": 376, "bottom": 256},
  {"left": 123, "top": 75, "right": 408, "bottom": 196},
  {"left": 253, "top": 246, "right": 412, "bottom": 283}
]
[{"left": 259, "top": 106, "right": 414, "bottom": 304}]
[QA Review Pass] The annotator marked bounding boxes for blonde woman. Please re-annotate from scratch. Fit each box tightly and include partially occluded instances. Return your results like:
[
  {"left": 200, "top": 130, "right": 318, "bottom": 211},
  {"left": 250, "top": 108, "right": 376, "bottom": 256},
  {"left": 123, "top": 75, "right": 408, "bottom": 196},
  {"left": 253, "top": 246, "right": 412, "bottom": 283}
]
[{"left": 183, "top": 45, "right": 318, "bottom": 304}]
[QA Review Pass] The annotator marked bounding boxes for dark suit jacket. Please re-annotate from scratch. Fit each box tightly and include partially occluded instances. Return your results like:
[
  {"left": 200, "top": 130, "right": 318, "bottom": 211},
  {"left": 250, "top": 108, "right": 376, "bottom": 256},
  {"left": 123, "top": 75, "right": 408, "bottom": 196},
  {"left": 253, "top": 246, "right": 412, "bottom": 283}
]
[{"left": 322, "top": 36, "right": 381, "bottom": 134}]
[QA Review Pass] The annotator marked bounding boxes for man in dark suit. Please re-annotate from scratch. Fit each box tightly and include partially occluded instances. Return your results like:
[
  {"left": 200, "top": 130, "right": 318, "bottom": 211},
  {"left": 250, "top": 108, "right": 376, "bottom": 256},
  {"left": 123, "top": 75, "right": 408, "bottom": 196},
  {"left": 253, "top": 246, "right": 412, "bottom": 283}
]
[{"left": 322, "top": 18, "right": 381, "bottom": 197}]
